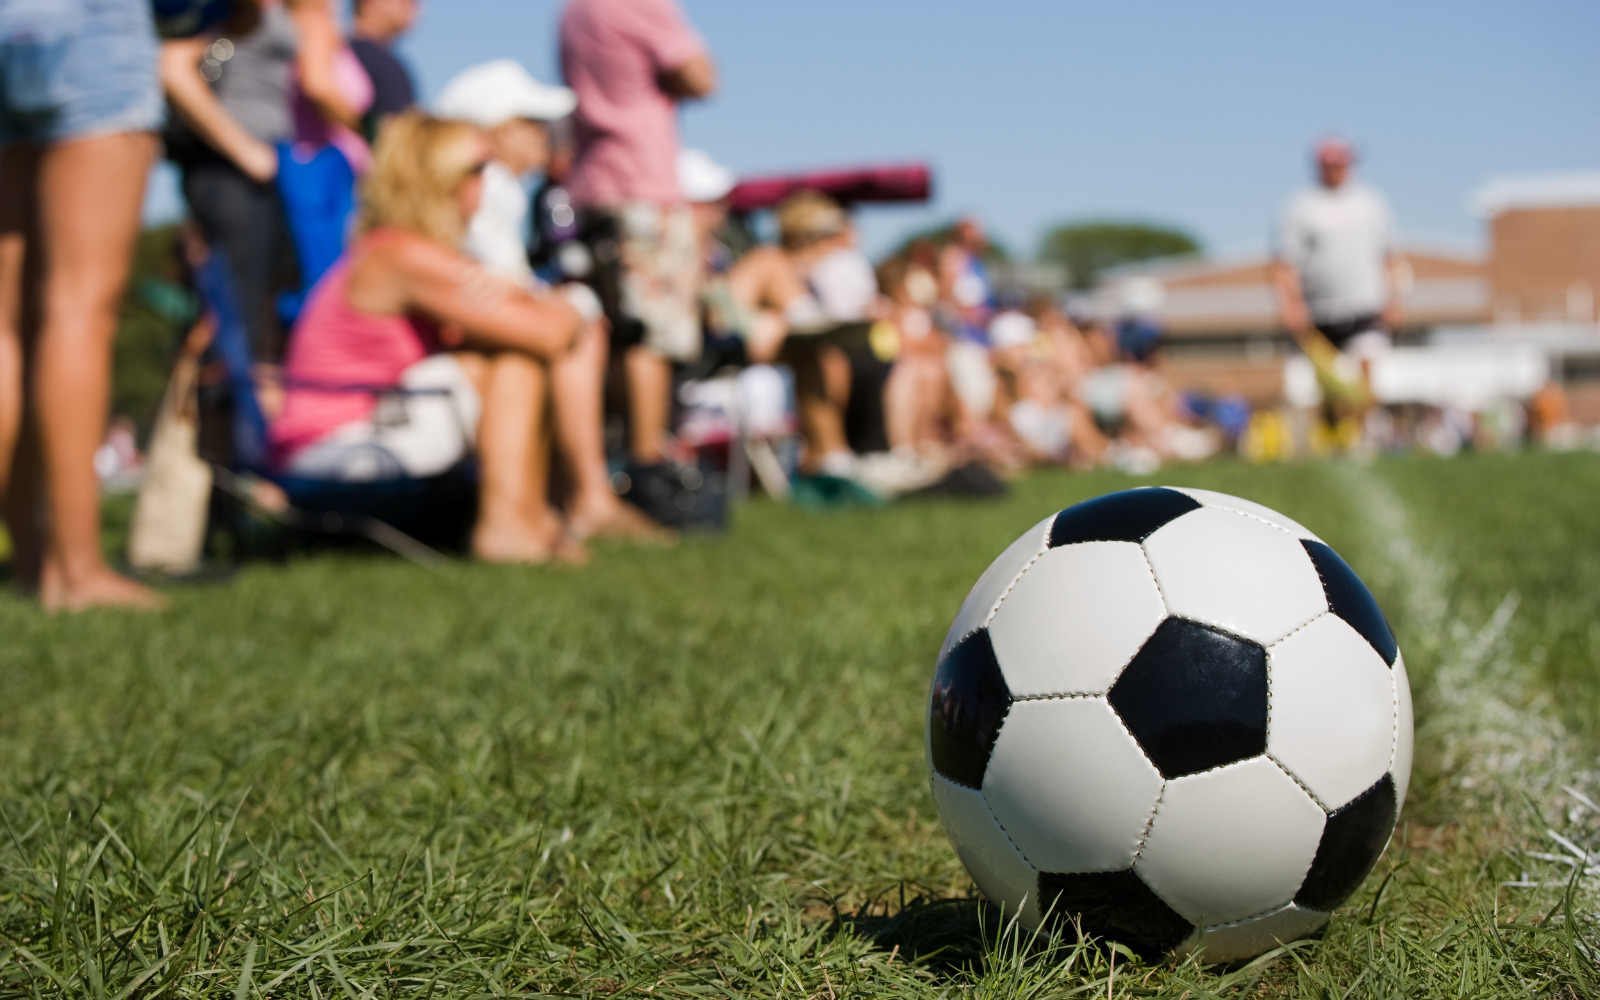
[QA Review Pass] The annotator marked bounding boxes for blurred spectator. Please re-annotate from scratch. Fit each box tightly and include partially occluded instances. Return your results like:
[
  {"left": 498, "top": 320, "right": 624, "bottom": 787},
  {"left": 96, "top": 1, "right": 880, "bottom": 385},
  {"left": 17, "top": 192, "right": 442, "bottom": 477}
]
[
  {"left": 528, "top": 116, "right": 583, "bottom": 283},
  {"left": 937, "top": 215, "right": 995, "bottom": 340},
  {"left": 288, "top": 0, "right": 369, "bottom": 170},
  {"left": 0, "top": 0, "right": 164, "bottom": 609},
  {"left": 988, "top": 308, "right": 1106, "bottom": 467},
  {"left": 270, "top": 113, "right": 660, "bottom": 563},
  {"left": 877, "top": 255, "right": 947, "bottom": 454},
  {"left": 1273, "top": 136, "right": 1405, "bottom": 363},
  {"left": 278, "top": 0, "right": 373, "bottom": 306},
  {"left": 160, "top": 0, "right": 298, "bottom": 361},
  {"left": 435, "top": 60, "right": 577, "bottom": 285},
  {"left": 559, "top": 0, "right": 716, "bottom": 469},
  {"left": 348, "top": 0, "right": 418, "bottom": 142},
  {"left": 708, "top": 191, "right": 875, "bottom": 473},
  {"left": 437, "top": 63, "right": 651, "bottom": 543}
]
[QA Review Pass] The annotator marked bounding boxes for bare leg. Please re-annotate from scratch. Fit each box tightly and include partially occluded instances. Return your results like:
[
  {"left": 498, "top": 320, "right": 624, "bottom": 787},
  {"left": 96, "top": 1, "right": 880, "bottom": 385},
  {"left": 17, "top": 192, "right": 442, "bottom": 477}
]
[
  {"left": 0, "top": 152, "right": 28, "bottom": 495},
  {"left": 460, "top": 351, "right": 581, "bottom": 564},
  {"left": 554, "top": 322, "right": 668, "bottom": 540},
  {"left": 795, "top": 345, "right": 852, "bottom": 471},
  {"left": 883, "top": 361, "right": 915, "bottom": 451},
  {"left": 726, "top": 247, "right": 809, "bottom": 364},
  {"left": 0, "top": 146, "right": 38, "bottom": 585},
  {"left": 1068, "top": 399, "right": 1109, "bottom": 467},
  {"left": 624, "top": 345, "right": 672, "bottom": 464},
  {"left": 31, "top": 134, "right": 162, "bottom": 611}
]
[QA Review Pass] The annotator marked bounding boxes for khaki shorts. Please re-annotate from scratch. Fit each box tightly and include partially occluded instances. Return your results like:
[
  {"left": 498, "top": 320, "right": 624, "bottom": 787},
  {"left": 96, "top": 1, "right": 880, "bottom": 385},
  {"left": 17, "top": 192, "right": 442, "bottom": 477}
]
[{"left": 615, "top": 203, "right": 702, "bottom": 362}]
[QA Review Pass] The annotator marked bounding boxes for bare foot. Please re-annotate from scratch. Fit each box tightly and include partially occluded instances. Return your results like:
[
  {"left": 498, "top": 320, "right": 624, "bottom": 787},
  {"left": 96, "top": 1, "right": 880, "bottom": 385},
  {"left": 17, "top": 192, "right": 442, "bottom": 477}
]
[
  {"left": 472, "top": 519, "right": 555, "bottom": 564},
  {"left": 566, "top": 497, "right": 677, "bottom": 545},
  {"left": 473, "top": 515, "right": 588, "bottom": 566},
  {"left": 40, "top": 565, "right": 166, "bottom": 613}
]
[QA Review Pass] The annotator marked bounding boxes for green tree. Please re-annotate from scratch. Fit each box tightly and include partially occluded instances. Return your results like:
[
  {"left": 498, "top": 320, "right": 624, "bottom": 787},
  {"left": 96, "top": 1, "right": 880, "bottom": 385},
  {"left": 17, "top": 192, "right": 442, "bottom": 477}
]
[
  {"left": 114, "top": 225, "right": 190, "bottom": 432},
  {"left": 1038, "top": 221, "right": 1199, "bottom": 290},
  {"left": 884, "top": 220, "right": 1011, "bottom": 264}
]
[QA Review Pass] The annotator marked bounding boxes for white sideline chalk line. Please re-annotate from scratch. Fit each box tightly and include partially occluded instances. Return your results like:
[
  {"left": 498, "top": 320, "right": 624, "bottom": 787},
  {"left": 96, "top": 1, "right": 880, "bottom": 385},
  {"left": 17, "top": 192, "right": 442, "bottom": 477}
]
[{"left": 1333, "top": 464, "right": 1596, "bottom": 918}]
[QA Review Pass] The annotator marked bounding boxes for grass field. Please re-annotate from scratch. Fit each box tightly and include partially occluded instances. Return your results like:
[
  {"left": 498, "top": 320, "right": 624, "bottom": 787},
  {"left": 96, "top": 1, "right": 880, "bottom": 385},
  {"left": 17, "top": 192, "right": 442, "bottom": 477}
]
[{"left": 0, "top": 452, "right": 1597, "bottom": 997}]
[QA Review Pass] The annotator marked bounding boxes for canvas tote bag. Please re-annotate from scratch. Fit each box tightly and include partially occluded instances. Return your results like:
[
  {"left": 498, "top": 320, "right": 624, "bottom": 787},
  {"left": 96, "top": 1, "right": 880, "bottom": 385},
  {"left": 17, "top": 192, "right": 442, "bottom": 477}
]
[{"left": 128, "top": 353, "right": 212, "bottom": 572}]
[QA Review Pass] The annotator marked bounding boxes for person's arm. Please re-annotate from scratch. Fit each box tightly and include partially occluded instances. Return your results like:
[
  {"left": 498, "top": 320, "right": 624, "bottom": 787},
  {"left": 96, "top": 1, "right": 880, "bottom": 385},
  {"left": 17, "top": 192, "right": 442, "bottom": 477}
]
[
  {"left": 637, "top": 0, "right": 715, "bottom": 100},
  {"left": 159, "top": 37, "right": 279, "bottom": 182},
  {"left": 287, "top": 0, "right": 361, "bottom": 130},
  {"left": 1379, "top": 199, "right": 1405, "bottom": 333},
  {"left": 1272, "top": 258, "right": 1311, "bottom": 341},
  {"left": 388, "top": 238, "right": 584, "bottom": 359},
  {"left": 660, "top": 53, "right": 716, "bottom": 99},
  {"left": 1382, "top": 253, "right": 1407, "bottom": 333},
  {"left": 1272, "top": 203, "right": 1313, "bottom": 341}
]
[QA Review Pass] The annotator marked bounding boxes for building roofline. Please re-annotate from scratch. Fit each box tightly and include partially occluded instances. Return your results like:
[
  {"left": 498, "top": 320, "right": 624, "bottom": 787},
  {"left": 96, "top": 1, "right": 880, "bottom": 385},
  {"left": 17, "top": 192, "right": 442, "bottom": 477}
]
[{"left": 1470, "top": 170, "right": 1600, "bottom": 217}]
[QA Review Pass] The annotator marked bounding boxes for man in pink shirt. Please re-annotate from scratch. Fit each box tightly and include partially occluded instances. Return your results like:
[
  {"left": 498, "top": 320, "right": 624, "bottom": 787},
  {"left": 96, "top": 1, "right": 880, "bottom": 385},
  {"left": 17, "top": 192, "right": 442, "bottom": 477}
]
[{"left": 560, "top": 0, "right": 716, "bottom": 466}]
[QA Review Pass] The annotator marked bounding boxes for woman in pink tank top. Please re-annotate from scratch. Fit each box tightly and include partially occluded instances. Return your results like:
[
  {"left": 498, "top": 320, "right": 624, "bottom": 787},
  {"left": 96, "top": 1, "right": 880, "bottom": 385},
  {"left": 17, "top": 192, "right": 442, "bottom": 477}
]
[{"left": 273, "top": 112, "right": 667, "bottom": 563}]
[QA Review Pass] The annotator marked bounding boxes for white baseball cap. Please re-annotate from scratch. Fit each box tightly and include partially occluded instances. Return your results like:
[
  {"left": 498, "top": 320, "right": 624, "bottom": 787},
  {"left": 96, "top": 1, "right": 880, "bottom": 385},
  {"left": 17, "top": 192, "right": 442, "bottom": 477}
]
[
  {"left": 435, "top": 59, "right": 577, "bottom": 128},
  {"left": 678, "top": 148, "right": 737, "bottom": 204}
]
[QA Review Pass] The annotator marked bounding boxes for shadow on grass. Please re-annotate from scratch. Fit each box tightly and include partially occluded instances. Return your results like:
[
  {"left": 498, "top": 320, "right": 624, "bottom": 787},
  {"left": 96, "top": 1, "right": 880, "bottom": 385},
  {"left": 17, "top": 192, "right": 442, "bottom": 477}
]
[{"left": 830, "top": 894, "right": 1000, "bottom": 975}]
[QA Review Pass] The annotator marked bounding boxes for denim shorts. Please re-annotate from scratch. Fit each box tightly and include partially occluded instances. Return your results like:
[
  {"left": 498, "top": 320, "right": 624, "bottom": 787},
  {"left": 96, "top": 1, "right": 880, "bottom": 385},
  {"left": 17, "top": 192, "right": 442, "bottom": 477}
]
[{"left": 0, "top": 0, "right": 163, "bottom": 145}]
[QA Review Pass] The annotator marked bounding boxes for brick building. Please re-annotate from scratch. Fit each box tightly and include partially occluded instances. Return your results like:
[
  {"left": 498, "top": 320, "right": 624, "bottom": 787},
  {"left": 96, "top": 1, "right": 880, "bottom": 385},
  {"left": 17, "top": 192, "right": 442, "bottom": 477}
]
[{"left": 1474, "top": 172, "right": 1600, "bottom": 324}]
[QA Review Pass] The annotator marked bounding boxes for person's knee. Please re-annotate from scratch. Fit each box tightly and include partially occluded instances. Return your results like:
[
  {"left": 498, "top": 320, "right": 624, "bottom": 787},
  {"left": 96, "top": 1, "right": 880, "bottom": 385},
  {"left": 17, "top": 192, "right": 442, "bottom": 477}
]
[{"left": 39, "top": 282, "right": 122, "bottom": 345}]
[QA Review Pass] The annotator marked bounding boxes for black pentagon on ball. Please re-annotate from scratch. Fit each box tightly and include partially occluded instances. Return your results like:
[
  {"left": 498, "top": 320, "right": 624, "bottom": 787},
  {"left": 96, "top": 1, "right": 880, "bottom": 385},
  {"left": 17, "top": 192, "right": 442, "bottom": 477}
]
[
  {"left": 1108, "top": 618, "right": 1269, "bottom": 778},
  {"left": 1301, "top": 540, "right": 1398, "bottom": 665},
  {"left": 1048, "top": 487, "right": 1202, "bottom": 548},
  {"left": 1038, "top": 869, "right": 1194, "bottom": 956},
  {"left": 1294, "top": 773, "right": 1399, "bottom": 911},
  {"left": 928, "top": 630, "right": 1012, "bottom": 788}
]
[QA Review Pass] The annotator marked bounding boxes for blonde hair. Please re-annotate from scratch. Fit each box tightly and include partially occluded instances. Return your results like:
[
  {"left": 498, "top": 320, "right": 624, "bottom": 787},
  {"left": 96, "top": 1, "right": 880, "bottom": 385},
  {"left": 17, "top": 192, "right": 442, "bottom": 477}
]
[
  {"left": 776, "top": 190, "right": 847, "bottom": 251},
  {"left": 359, "top": 111, "right": 485, "bottom": 246}
]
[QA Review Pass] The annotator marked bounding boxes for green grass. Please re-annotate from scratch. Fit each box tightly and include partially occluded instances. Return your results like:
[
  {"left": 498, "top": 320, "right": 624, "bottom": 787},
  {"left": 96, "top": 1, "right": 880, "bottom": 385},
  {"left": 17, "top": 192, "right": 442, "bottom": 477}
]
[{"left": 0, "top": 453, "right": 1596, "bottom": 997}]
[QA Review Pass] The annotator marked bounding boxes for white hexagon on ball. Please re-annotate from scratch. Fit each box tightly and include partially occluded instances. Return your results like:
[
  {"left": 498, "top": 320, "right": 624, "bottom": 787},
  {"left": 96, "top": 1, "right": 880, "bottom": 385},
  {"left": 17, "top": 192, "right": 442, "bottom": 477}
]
[
  {"left": 987, "top": 541, "right": 1166, "bottom": 697},
  {"left": 1268, "top": 613, "right": 1397, "bottom": 812},
  {"left": 1167, "top": 487, "right": 1322, "bottom": 542},
  {"left": 940, "top": 515, "right": 1054, "bottom": 661},
  {"left": 983, "top": 697, "right": 1164, "bottom": 874},
  {"left": 930, "top": 773, "right": 1042, "bottom": 926},
  {"left": 1135, "top": 756, "right": 1325, "bottom": 926},
  {"left": 1143, "top": 507, "right": 1327, "bottom": 645},
  {"left": 1392, "top": 653, "right": 1415, "bottom": 806}
]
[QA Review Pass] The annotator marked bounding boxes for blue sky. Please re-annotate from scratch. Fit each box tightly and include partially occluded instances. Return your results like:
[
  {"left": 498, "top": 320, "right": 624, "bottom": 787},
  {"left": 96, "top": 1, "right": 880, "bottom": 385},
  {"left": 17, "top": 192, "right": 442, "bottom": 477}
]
[{"left": 147, "top": 0, "right": 1598, "bottom": 259}]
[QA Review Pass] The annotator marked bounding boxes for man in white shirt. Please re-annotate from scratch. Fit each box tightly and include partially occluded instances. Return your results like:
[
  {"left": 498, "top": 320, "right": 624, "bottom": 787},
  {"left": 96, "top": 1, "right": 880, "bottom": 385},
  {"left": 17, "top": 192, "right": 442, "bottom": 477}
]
[{"left": 1273, "top": 137, "right": 1405, "bottom": 361}]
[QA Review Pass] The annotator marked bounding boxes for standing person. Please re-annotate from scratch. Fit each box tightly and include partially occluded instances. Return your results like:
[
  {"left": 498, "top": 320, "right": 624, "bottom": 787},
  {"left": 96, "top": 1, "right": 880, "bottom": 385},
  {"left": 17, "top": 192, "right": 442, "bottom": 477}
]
[
  {"left": 1273, "top": 136, "right": 1406, "bottom": 364},
  {"left": 0, "top": 0, "right": 165, "bottom": 609},
  {"left": 277, "top": 0, "right": 373, "bottom": 313},
  {"left": 558, "top": 0, "right": 716, "bottom": 475},
  {"left": 160, "top": 0, "right": 299, "bottom": 362},
  {"left": 348, "top": 0, "right": 418, "bottom": 142}
]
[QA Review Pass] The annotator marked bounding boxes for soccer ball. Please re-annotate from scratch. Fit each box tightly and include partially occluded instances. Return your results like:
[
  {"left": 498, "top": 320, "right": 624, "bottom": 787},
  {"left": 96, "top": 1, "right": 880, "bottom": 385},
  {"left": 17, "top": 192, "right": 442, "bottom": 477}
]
[{"left": 927, "top": 486, "right": 1412, "bottom": 963}]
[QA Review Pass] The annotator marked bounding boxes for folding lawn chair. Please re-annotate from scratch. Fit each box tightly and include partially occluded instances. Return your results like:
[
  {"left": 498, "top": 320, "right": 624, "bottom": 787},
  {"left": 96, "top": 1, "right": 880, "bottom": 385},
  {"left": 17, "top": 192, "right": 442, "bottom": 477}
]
[{"left": 193, "top": 248, "right": 474, "bottom": 569}]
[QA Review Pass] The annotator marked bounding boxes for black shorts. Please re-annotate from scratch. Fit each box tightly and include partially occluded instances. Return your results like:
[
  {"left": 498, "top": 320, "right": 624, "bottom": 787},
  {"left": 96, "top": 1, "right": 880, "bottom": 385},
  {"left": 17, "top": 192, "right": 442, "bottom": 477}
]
[{"left": 1314, "top": 314, "right": 1384, "bottom": 351}]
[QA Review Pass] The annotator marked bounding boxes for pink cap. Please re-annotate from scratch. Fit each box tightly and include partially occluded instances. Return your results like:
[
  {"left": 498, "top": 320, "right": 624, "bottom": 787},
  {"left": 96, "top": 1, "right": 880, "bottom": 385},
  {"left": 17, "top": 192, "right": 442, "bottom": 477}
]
[{"left": 1314, "top": 136, "right": 1355, "bottom": 165}]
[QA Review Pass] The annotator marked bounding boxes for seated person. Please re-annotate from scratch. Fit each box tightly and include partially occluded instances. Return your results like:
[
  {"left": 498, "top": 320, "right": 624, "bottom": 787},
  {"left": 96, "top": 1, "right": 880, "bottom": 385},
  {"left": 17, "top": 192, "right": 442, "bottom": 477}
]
[
  {"left": 1077, "top": 316, "right": 1218, "bottom": 469},
  {"left": 877, "top": 255, "right": 954, "bottom": 455},
  {"left": 270, "top": 112, "right": 659, "bottom": 563},
  {"left": 434, "top": 59, "right": 576, "bottom": 287},
  {"left": 709, "top": 191, "right": 880, "bottom": 474},
  {"left": 987, "top": 309, "right": 1107, "bottom": 467}
]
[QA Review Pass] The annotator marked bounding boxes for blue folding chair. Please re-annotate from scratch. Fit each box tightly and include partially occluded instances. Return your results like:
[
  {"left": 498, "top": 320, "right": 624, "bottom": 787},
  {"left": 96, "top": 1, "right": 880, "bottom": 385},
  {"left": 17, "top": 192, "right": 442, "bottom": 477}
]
[{"left": 194, "top": 248, "right": 475, "bottom": 568}]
